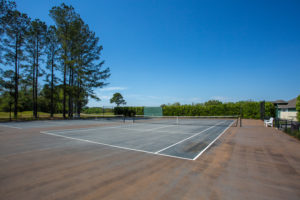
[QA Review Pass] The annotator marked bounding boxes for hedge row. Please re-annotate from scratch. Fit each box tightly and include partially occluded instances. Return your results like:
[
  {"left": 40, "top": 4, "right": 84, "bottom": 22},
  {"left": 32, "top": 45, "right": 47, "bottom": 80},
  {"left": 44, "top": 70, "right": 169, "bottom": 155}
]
[
  {"left": 114, "top": 107, "right": 143, "bottom": 117},
  {"left": 162, "top": 102, "right": 275, "bottom": 119},
  {"left": 82, "top": 107, "right": 114, "bottom": 114},
  {"left": 111, "top": 101, "right": 275, "bottom": 119},
  {"left": 296, "top": 95, "right": 300, "bottom": 122}
]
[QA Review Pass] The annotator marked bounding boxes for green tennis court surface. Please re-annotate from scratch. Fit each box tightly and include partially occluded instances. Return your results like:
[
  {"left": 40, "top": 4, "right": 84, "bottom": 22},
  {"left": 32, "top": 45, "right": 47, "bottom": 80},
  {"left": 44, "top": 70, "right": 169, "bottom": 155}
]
[{"left": 0, "top": 116, "right": 236, "bottom": 160}]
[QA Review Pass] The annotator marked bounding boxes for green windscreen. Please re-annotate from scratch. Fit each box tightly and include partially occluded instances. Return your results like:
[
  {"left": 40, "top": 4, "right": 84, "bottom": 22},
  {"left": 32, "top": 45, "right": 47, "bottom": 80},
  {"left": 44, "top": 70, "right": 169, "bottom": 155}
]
[{"left": 144, "top": 107, "right": 163, "bottom": 116}]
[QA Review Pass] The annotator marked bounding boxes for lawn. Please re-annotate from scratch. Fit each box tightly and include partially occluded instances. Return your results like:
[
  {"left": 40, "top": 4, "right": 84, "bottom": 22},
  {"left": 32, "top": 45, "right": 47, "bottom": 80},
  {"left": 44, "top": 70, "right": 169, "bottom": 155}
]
[{"left": 0, "top": 111, "right": 63, "bottom": 119}]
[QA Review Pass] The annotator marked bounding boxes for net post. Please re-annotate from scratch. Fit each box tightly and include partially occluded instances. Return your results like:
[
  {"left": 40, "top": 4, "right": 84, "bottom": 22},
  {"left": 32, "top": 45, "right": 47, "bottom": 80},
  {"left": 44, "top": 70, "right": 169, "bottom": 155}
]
[
  {"left": 240, "top": 106, "right": 243, "bottom": 127},
  {"left": 239, "top": 116, "right": 242, "bottom": 127}
]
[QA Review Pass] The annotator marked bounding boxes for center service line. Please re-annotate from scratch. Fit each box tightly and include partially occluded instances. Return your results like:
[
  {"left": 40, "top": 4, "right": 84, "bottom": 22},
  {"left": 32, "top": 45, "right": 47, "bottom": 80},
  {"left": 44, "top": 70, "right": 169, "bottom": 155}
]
[
  {"left": 192, "top": 120, "right": 235, "bottom": 160},
  {"left": 154, "top": 121, "right": 225, "bottom": 154}
]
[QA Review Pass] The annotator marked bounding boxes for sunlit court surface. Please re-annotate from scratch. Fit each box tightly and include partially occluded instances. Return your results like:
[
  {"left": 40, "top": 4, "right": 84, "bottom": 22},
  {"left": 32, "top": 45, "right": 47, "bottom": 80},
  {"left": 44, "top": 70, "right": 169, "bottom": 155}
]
[
  {"left": 1, "top": 118, "right": 300, "bottom": 200},
  {"left": 1, "top": 0, "right": 300, "bottom": 199},
  {"left": 1, "top": 116, "right": 236, "bottom": 160}
]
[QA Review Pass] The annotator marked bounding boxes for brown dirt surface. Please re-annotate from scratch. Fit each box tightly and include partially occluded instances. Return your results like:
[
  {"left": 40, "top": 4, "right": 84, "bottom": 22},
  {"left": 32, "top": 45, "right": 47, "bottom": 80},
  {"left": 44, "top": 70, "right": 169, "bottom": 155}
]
[{"left": 0, "top": 119, "right": 300, "bottom": 200}]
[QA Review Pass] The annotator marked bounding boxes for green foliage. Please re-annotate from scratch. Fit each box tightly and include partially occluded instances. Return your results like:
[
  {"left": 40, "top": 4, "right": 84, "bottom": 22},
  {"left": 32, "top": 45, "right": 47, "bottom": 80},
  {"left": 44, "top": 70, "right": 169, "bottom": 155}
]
[
  {"left": 49, "top": 4, "right": 110, "bottom": 118},
  {"left": 83, "top": 107, "right": 114, "bottom": 115},
  {"left": 25, "top": 18, "right": 48, "bottom": 118},
  {"left": 2, "top": 9, "right": 30, "bottom": 117},
  {"left": 0, "top": 0, "right": 16, "bottom": 59},
  {"left": 265, "top": 102, "right": 275, "bottom": 118},
  {"left": 296, "top": 95, "right": 300, "bottom": 122},
  {"left": 112, "top": 107, "right": 143, "bottom": 116},
  {"left": 1, "top": 2, "right": 110, "bottom": 118},
  {"left": 204, "top": 100, "right": 222, "bottom": 106},
  {"left": 110, "top": 93, "right": 126, "bottom": 106},
  {"left": 114, "top": 107, "right": 135, "bottom": 117},
  {"left": 162, "top": 101, "right": 275, "bottom": 119}
]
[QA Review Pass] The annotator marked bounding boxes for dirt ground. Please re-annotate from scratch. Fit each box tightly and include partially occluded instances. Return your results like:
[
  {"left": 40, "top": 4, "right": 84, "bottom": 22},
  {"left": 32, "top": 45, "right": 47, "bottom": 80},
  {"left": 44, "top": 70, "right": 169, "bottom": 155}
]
[{"left": 0, "top": 119, "right": 299, "bottom": 200}]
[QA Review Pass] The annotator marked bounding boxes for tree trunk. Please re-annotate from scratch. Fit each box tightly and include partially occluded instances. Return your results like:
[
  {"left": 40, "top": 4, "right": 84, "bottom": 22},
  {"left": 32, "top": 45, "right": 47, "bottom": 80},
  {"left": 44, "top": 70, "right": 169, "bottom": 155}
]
[
  {"left": 77, "top": 81, "right": 81, "bottom": 117},
  {"left": 32, "top": 50, "right": 36, "bottom": 118},
  {"left": 50, "top": 56, "right": 54, "bottom": 118},
  {"left": 14, "top": 36, "right": 18, "bottom": 119},
  {"left": 35, "top": 38, "right": 39, "bottom": 118},
  {"left": 68, "top": 66, "right": 73, "bottom": 118},
  {"left": 63, "top": 62, "right": 66, "bottom": 119}
]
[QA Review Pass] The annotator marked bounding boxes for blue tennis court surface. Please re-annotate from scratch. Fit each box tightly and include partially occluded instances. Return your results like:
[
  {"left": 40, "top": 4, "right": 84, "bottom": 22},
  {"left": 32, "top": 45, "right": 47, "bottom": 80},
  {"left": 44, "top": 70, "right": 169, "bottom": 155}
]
[{"left": 40, "top": 120, "right": 234, "bottom": 160}]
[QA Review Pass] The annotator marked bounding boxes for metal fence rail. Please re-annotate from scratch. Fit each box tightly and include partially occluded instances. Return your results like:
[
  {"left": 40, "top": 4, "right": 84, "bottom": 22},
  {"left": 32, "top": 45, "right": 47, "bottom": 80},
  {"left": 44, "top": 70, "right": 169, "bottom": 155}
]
[{"left": 275, "top": 118, "right": 300, "bottom": 132}]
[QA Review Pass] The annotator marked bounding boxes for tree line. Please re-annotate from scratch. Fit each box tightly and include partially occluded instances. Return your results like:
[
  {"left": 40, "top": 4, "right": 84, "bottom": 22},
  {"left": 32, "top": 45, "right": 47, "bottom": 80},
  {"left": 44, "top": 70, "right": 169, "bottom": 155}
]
[
  {"left": 110, "top": 100, "right": 275, "bottom": 119},
  {"left": 162, "top": 101, "right": 275, "bottom": 119},
  {"left": 0, "top": 0, "right": 110, "bottom": 118}
]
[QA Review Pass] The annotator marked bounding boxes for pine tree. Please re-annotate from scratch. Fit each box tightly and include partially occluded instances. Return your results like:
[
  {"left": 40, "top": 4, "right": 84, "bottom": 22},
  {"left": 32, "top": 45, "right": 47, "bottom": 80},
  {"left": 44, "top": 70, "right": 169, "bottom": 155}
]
[
  {"left": 50, "top": 4, "right": 110, "bottom": 118},
  {"left": 25, "top": 19, "right": 47, "bottom": 118},
  {"left": 73, "top": 21, "right": 110, "bottom": 116},
  {"left": 49, "top": 4, "right": 79, "bottom": 118},
  {"left": 45, "top": 25, "right": 60, "bottom": 117},
  {"left": 2, "top": 10, "right": 30, "bottom": 118},
  {"left": 0, "top": 0, "right": 16, "bottom": 63}
]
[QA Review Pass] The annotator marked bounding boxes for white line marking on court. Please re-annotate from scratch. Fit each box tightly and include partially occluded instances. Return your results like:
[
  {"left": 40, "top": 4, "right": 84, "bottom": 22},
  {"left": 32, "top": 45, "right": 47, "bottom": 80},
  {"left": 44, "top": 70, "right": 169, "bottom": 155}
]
[
  {"left": 154, "top": 121, "right": 225, "bottom": 154},
  {"left": 118, "top": 127, "right": 192, "bottom": 135},
  {"left": 42, "top": 124, "right": 133, "bottom": 134},
  {"left": 40, "top": 131, "right": 193, "bottom": 161},
  {"left": 136, "top": 124, "right": 176, "bottom": 132},
  {"left": 48, "top": 124, "right": 175, "bottom": 135},
  {"left": 156, "top": 153, "right": 193, "bottom": 160},
  {"left": 192, "top": 121, "right": 234, "bottom": 160},
  {"left": 0, "top": 124, "right": 22, "bottom": 129},
  {"left": 45, "top": 128, "right": 98, "bottom": 134}
]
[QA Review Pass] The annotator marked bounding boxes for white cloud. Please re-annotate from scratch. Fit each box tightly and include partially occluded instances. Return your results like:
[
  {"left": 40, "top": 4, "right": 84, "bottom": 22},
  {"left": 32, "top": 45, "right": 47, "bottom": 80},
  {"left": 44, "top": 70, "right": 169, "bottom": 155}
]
[
  {"left": 99, "top": 95, "right": 111, "bottom": 100},
  {"left": 210, "top": 96, "right": 231, "bottom": 102},
  {"left": 100, "top": 87, "right": 127, "bottom": 91}
]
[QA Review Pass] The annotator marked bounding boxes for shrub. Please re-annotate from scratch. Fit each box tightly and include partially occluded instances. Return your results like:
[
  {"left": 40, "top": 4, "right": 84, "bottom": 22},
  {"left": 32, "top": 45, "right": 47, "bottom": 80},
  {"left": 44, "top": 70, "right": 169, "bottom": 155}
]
[
  {"left": 162, "top": 101, "right": 275, "bottom": 119},
  {"left": 296, "top": 95, "right": 300, "bottom": 122},
  {"left": 114, "top": 107, "right": 143, "bottom": 117}
]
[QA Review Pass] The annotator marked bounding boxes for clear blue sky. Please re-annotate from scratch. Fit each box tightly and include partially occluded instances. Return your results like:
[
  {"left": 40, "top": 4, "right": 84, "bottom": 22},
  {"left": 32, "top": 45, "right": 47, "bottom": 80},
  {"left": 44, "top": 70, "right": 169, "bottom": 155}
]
[{"left": 15, "top": 0, "right": 300, "bottom": 106}]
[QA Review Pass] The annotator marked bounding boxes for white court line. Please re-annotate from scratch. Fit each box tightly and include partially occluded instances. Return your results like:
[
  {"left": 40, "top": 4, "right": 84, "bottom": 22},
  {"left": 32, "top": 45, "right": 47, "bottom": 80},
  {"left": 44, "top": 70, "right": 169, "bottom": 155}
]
[
  {"left": 0, "top": 124, "right": 22, "bottom": 129},
  {"left": 40, "top": 131, "right": 193, "bottom": 161},
  {"left": 40, "top": 120, "right": 234, "bottom": 161},
  {"left": 135, "top": 124, "right": 176, "bottom": 132},
  {"left": 48, "top": 123, "right": 175, "bottom": 135},
  {"left": 118, "top": 127, "right": 192, "bottom": 135},
  {"left": 45, "top": 124, "right": 136, "bottom": 134},
  {"left": 154, "top": 121, "right": 225, "bottom": 154},
  {"left": 192, "top": 121, "right": 234, "bottom": 160},
  {"left": 48, "top": 128, "right": 98, "bottom": 134}
]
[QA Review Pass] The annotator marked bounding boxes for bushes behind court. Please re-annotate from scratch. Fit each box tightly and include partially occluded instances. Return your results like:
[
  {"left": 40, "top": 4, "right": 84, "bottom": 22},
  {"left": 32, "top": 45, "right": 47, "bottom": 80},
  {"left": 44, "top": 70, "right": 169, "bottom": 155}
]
[
  {"left": 162, "top": 101, "right": 275, "bottom": 119},
  {"left": 83, "top": 107, "right": 114, "bottom": 114},
  {"left": 114, "top": 107, "right": 143, "bottom": 117},
  {"left": 296, "top": 95, "right": 300, "bottom": 122},
  {"left": 110, "top": 101, "right": 275, "bottom": 119}
]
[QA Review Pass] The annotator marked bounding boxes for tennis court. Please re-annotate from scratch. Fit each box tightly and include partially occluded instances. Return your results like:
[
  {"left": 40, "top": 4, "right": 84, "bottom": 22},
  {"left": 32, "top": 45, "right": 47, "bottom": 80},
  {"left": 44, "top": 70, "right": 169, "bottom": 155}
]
[
  {"left": 1, "top": 119, "right": 300, "bottom": 200},
  {"left": 0, "top": 116, "right": 124, "bottom": 129},
  {"left": 34, "top": 116, "right": 237, "bottom": 160}
]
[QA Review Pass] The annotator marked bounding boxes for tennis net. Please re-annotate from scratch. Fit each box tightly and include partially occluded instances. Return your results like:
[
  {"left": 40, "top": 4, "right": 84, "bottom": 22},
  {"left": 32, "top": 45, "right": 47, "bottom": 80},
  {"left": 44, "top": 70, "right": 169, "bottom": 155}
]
[
  {"left": 80, "top": 114, "right": 125, "bottom": 122},
  {"left": 131, "top": 115, "right": 240, "bottom": 127}
]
